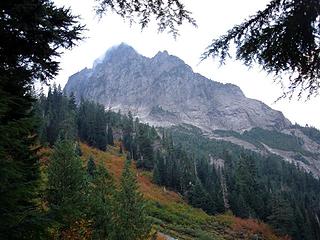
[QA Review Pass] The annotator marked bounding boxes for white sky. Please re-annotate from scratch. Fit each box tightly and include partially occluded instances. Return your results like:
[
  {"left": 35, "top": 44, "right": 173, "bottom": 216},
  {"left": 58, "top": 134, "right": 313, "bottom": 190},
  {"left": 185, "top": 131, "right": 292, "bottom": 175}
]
[{"left": 53, "top": 0, "right": 320, "bottom": 129}]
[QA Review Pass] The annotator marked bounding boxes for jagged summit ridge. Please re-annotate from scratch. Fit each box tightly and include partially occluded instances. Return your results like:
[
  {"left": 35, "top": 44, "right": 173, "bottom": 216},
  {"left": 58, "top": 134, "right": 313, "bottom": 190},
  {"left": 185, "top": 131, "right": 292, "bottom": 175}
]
[{"left": 64, "top": 44, "right": 291, "bottom": 132}]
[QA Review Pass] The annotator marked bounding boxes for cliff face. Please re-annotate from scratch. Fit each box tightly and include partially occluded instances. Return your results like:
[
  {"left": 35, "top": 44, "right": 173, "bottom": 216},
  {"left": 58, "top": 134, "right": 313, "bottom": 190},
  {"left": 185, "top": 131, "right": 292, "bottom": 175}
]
[{"left": 64, "top": 43, "right": 291, "bottom": 132}]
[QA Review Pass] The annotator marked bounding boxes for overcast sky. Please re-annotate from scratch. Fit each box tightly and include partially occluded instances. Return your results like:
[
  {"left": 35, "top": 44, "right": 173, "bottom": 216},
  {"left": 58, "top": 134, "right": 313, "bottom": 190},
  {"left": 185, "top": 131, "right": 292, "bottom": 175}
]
[{"left": 52, "top": 0, "right": 320, "bottom": 129}]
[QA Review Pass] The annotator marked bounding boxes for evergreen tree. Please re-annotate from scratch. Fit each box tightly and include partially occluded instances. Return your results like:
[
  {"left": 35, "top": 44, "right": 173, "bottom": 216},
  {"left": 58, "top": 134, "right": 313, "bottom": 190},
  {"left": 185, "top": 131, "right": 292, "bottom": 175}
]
[
  {"left": 203, "top": 0, "right": 320, "bottom": 98},
  {"left": 292, "top": 206, "right": 313, "bottom": 240},
  {"left": 200, "top": 162, "right": 225, "bottom": 214},
  {"left": 75, "top": 141, "right": 82, "bottom": 156},
  {"left": 126, "top": 152, "right": 132, "bottom": 161},
  {"left": 107, "top": 126, "right": 114, "bottom": 146},
  {"left": 233, "top": 153, "right": 260, "bottom": 218},
  {"left": 94, "top": 104, "right": 107, "bottom": 151},
  {"left": 235, "top": 194, "right": 251, "bottom": 219},
  {"left": 68, "top": 92, "right": 77, "bottom": 111},
  {"left": 267, "top": 195, "right": 296, "bottom": 236},
  {"left": 37, "top": 85, "right": 77, "bottom": 145},
  {"left": 119, "top": 144, "right": 123, "bottom": 154},
  {"left": 0, "top": 115, "right": 41, "bottom": 239},
  {"left": 77, "top": 100, "right": 107, "bottom": 151},
  {"left": 0, "top": 1, "right": 83, "bottom": 238},
  {"left": 188, "top": 180, "right": 210, "bottom": 211},
  {"left": 47, "top": 140, "right": 87, "bottom": 234},
  {"left": 153, "top": 151, "right": 166, "bottom": 185},
  {"left": 123, "top": 132, "right": 133, "bottom": 155},
  {"left": 89, "top": 163, "right": 116, "bottom": 239},
  {"left": 96, "top": 0, "right": 195, "bottom": 38},
  {"left": 114, "top": 160, "right": 151, "bottom": 239},
  {"left": 87, "top": 156, "right": 97, "bottom": 178},
  {"left": 121, "top": 111, "right": 133, "bottom": 137}
]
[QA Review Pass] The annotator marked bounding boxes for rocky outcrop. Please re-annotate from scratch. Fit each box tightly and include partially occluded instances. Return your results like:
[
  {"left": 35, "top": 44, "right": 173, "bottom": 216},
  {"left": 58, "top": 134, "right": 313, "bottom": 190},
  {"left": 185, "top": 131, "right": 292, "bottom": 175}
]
[{"left": 64, "top": 43, "right": 291, "bottom": 132}]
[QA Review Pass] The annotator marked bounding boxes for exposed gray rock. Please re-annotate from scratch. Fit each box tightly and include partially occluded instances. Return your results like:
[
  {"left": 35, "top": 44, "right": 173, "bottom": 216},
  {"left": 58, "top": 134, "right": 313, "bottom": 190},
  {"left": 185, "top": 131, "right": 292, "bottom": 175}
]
[
  {"left": 64, "top": 43, "right": 291, "bottom": 132},
  {"left": 260, "top": 143, "right": 320, "bottom": 177},
  {"left": 157, "top": 232, "right": 177, "bottom": 240},
  {"left": 64, "top": 43, "right": 320, "bottom": 177},
  {"left": 281, "top": 128, "right": 320, "bottom": 153}
]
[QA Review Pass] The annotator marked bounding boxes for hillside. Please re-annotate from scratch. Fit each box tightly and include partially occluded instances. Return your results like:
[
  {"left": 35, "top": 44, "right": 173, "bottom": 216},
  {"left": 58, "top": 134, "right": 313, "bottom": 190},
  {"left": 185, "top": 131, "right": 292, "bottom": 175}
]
[
  {"left": 36, "top": 85, "right": 320, "bottom": 239},
  {"left": 79, "top": 142, "right": 284, "bottom": 240}
]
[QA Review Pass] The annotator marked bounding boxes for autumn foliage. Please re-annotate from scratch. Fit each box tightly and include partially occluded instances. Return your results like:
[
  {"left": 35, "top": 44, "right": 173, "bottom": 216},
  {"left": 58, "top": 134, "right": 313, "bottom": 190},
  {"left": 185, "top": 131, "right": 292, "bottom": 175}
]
[{"left": 79, "top": 142, "right": 285, "bottom": 240}]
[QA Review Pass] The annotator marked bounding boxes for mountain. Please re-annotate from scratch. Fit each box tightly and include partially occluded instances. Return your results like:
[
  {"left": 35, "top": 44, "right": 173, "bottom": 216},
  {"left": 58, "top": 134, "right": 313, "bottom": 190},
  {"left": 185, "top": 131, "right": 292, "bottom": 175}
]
[
  {"left": 65, "top": 43, "right": 290, "bottom": 132},
  {"left": 64, "top": 43, "right": 320, "bottom": 177}
]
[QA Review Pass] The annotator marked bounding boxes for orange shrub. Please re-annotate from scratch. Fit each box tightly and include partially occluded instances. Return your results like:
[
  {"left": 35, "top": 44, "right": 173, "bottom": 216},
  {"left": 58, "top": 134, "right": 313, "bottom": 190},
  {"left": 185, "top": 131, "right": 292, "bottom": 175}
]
[
  {"left": 80, "top": 143, "right": 182, "bottom": 204},
  {"left": 60, "top": 219, "right": 92, "bottom": 240},
  {"left": 231, "top": 216, "right": 288, "bottom": 240}
]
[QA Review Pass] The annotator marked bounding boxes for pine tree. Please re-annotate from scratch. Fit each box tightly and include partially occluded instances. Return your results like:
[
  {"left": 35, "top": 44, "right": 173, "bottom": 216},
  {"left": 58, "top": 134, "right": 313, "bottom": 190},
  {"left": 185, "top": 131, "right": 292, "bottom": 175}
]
[
  {"left": 77, "top": 100, "right": 107, "bottom": 151},
  {"left": 107, "top": 126, "right": 114, "bottom": 146},
  {"left": 0, "top": 1, "right": 83, "bottom": 238},
  {"left": 203, "top": 0, "right": 320, "bottom": 98},
  {"left": 188, "top": 180, "right": 210, "bottom": 211},
  {"left": 38, "top": 86, "right": 77, "bottom": 145},
  {"left": 94, "top": 104, "right": 107, "bottom": 151},
  {"left": 202, "top": 163, "right": 225, "bottom": 214},
  {"left": 96, "top": 0, "right": 195, "bottom": 38},
  {"left": 0, "top": 116, "right": 41, "bottom": 238},
  {"left": 89, "top": 163, "right": 116, "bottom": 239},
  {"left": 123, "top": 132, "right": 133, "bottom": 152},
  {"left": 75, "top": 141, "right": 82, "bottom": 156},
  {"left": 153, "top": 151, "right": 166, "bottom": 185},
  {"left": 114, "top": 160, "right": 151, "bottom": 239},
  {"left": 136, "top": 125, "right": 154, "bottom": 170},
  {"left": 235, "top": 194, "right": 251, "bottom": 218},
  {"left": 47, "top": 140, "right": 87, "bottom": 233},
  {"left": 234, "top": 153, "right": 259, "bottom": 217},
  {"left": 87, "top": 156, "right": 97, "bottom": 178},
  {"left": 68, "top": 92, "right": 77, "bottom": 111},
  {"left": 267, "top": 195, "right": 295, "bottom": 236},
  {"left": 119, "top": 144, "right": 123, "bottom": 154}
]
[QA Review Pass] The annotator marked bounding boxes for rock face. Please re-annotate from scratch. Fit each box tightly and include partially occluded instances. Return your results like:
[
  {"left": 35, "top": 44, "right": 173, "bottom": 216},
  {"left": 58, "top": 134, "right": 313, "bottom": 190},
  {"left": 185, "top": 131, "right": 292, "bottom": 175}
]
[
  {"left": 64, "top": 43, "right": 320, "bottom": 177},
  {"left": 64, "top": 43, "right": 291, "bottom": 132}
]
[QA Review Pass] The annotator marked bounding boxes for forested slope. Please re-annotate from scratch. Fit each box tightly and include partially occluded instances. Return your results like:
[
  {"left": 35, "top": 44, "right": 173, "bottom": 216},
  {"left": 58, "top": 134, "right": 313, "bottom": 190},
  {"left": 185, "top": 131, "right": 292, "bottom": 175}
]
[{"left": 35, "top": 86, "right": 320, "bottom": 239}]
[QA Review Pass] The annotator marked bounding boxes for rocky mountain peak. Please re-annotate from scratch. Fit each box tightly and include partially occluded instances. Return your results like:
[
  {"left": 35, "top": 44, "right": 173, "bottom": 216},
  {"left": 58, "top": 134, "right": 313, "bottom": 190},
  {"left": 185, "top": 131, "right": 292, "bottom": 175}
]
[
  {"left": 64, "top": 44, "right": 291, "bottom": 132},
  {"left": 93, "top": 43, "right": 139, "bottom": 69},
  {"left": 110, "top": 43, "right": 139, "bottom": 60},
  {"left": 152, "top": 50, "right": 190, "bottom": 73},
  {"left": 107, "top": 42, "right": 137, "bottom": 57},
  {"left": 153, "top": 50, "right": 171, "bottom": 61}
]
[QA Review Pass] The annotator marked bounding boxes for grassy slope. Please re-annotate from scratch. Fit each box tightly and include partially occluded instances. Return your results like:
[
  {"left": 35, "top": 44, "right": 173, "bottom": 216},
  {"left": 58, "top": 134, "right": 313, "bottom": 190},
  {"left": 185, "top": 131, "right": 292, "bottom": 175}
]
[{"left": 80, "top": 142, "right": 285, "bottom": 240}]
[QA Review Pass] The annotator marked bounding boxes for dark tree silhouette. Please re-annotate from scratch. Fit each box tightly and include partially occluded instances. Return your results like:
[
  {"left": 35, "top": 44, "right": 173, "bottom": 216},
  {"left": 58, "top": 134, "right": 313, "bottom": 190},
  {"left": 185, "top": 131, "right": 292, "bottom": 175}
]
[
  {"left": 202, "top": 0, "right": 320, "bottom": 99},
  {"left": 0, "top": 1, "right": 83, "bottom": 237},
  {"left": 95, "top": 0, "right": 196, "bottom": 37}
]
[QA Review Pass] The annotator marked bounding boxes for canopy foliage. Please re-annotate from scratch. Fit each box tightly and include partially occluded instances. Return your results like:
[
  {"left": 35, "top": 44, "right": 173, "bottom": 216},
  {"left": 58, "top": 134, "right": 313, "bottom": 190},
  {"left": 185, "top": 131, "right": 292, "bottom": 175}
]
[{"left": 202, "top": 0, "right": 320, "bottom": 99}]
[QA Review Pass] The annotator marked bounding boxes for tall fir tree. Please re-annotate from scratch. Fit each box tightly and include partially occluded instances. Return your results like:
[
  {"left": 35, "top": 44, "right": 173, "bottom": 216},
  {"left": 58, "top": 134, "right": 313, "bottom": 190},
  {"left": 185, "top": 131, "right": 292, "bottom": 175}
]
[
  {"left": 188, "top": 180, "right": 210, "bottom": 211},
  {"left": 233, "top": 153, "right": 260, "bottom": 218},
  {"left": 0, "top": 1, "right": 83, "bottom": 238},
  {"left": 47, "top": 140, "right": 87, "bottom": 235},
  {"left": 107, "top": 126, "right": 114, "bottom": 146},
  {"left": 77, "top": 100, "right": 107, "bottom": 151},
  {"left": 153, "top": 151, "right": 166, "bottom": 185},
  {"left": 114, "top": 160, "right": 151, "bottom": 239},
  {"left": 88, "top": 163, "right": 116, "bottom": 239},
  {"left": 267, "top": 195, "right": 296, "bottom": 237},
  {"left": 87, "top": 156, "right": 96, "bottom": 179}
]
